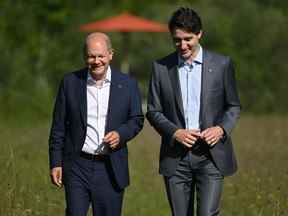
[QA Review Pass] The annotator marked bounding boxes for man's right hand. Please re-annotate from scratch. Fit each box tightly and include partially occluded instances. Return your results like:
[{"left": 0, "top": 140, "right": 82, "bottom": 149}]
[
  {"left": 173, "top": 129, "right": 201, "bottom": 148},
  {"left": 50, "top": 167, "right": 63, "bottom": 187}
]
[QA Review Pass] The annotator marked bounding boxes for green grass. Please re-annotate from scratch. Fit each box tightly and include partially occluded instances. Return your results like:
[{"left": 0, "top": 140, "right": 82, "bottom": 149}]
[{"left": 0, "top": 116, "right": 287, "bottom": 215}]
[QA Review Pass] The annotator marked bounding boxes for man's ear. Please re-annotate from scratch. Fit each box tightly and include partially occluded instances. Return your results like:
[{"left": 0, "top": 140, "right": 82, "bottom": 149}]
[
  {"left": 109, "top": 49, "right": 114, "bottom": 60},
  {"left": 197, "top": 30, "right": 203, "bottom": 40}
]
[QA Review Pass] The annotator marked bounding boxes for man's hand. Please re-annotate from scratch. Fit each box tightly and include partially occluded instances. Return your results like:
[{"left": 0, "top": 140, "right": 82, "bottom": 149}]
[
  {"left": 200, "top": 126, "right": 224, "bottom": 147},
  {"left": 173, "top": 129, "right": 201, "bottom": 148},
  {"left": 50, "top": 167, "right": 63, "bottom": 187},
  {"left": 103, "top": 131, "right": 120, "bottom": 150}
]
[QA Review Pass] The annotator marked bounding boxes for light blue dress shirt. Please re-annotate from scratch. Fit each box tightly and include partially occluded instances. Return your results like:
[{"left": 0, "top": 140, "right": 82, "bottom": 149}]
[{"left": 178, "top": 46, "right": 203, "bottom": 130}]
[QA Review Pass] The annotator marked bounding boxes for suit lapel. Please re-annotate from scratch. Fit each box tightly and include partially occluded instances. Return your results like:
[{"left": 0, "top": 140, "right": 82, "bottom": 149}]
[
  {"left": 79, "top": 69, "right": 88, "bottom": 127},
  {"left": 167, "top": 53, "right": 185, "bottom": 123},
  {"left": 200, "top": 49, "right": 213, "bottom": 127},
  {"left": 105, "top": 69, "right": 121, "bottom": 133}
]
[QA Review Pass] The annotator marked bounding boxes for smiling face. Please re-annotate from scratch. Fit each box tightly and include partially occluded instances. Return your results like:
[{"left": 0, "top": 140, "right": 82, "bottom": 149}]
[
  {"left": 84, "top": 33, "right": 113, "bottom": 80},
  {"left": 172, "top": 28, "right": 202, "bottom": 63}
]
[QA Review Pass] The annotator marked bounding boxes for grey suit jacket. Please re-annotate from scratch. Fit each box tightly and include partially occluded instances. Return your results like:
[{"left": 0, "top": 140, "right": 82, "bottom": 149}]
[{"left": 146, "top": 49, "right": 241, "bottom": 177}]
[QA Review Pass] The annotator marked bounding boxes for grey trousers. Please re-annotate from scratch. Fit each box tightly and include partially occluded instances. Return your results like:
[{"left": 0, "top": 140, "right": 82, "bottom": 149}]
[{"left": 164, "top": 151, "right": 223, "bottom": 216}]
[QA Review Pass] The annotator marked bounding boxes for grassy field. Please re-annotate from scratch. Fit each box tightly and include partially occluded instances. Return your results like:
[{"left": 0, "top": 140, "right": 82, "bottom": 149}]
[{"left": 0, "top": 116, "right": 287, "bottom": 216}]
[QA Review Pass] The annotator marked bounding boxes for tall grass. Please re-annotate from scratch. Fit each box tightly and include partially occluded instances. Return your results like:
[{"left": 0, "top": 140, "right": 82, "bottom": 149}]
[{"left": 0, "top": 116, "right": 287, "bottom": 215}]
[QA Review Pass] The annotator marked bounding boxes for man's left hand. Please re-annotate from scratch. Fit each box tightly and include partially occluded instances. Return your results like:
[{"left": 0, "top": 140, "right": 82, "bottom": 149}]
[
  {"left": 103, "top": 131, "right": 120, "bottom": 149},
  {"left": 200, "top": 126, "right": 224, "bottom": 147}
]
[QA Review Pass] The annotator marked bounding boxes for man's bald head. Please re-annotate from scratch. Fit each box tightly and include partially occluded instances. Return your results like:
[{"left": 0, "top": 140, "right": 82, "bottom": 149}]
[{"left": 84, "top": 32, "right": 112, "bottom": 55}]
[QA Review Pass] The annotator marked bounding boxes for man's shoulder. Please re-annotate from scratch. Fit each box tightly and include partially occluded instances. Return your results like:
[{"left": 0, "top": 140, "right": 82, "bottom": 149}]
[
  {"left": 62, "top": 68, "right": 87, "bottom": 81},
  {"left": 56, "top": 68, "right": 87, "bottom": 90},
  {"left": 204, "top": 49, "right": 231, "bottom": 63},
  {"left": 154, "top": 52, "right": 178, "bottom": 67},
  {"left": 111, "top": 68, "right": 136, "bottom": 83}
]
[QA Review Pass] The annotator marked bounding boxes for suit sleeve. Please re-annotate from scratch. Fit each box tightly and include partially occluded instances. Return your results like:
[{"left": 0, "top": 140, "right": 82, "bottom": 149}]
[
  {"left": 115, "top": 79, "right": 144, "bottom": 144},
  {"left": 48, "top": 79, "right": 66, "bottom": 169},
  {"left": 146, "top": 62, "right": 179, "bottom": 140},
  {"left": 218, "top": 58, "right": 241, "bottom": 135}
]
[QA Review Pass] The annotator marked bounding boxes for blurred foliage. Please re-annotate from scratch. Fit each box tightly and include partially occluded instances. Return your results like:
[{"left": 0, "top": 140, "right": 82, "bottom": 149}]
[{"left": 0, "top": 0, "right": 287, "bottom": 120}]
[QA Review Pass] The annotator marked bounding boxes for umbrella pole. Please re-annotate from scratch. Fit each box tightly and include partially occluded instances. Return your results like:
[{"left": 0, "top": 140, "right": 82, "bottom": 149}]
[{"left": 121, "top": 32, "right": 130, "bottom": 74}]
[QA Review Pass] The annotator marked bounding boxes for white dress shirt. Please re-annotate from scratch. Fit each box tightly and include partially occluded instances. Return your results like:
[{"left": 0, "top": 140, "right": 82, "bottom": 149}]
[{"left": 82, "top": 67, "right": 111, "bottom": 155}]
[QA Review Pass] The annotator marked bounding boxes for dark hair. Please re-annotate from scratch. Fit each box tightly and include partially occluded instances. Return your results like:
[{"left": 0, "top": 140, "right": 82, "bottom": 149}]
[{"left": 168, "top": 7, "right": 202, "bottom": 34}]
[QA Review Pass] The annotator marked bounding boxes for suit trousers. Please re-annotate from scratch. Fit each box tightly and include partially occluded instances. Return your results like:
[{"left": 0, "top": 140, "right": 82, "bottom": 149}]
[
  {"left": 63, "top": 156, "right": 124, "bottom": 216},
  {"left": 164, "top": 150, "right": 223, "bottom": 216}
]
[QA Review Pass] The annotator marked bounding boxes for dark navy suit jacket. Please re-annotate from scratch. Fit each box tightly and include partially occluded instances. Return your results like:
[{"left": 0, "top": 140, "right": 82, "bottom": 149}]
[{"left": 49, "top": 68, "right": 144, "bottom": 189}]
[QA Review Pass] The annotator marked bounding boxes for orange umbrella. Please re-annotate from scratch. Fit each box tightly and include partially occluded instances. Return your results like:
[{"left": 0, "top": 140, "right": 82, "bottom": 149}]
[
  {"left": 80, "top": 12, "right": 168, "bottom": 32},
  {"left": 80, "top": 12, "right": 168, "bottom": 73}
]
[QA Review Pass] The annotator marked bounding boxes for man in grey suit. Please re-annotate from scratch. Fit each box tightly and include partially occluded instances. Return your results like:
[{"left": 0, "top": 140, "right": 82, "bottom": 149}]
[{"left": 146, "top": 7, "right": 241, "bottom": 216}]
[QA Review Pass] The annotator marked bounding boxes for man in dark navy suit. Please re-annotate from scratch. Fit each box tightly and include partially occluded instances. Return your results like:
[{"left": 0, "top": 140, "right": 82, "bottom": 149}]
[{"left": 49, "top": 32, "right": 144, "bottom": 216}]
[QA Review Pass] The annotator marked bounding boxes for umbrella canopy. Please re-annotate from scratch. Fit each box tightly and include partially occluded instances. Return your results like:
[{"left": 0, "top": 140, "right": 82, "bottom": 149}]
[
  {"left": 79, "top": 12, "right": 168, "bottom": 32},
  {"left": 79, "top": 12, "right": 168, "bottom": 73}
]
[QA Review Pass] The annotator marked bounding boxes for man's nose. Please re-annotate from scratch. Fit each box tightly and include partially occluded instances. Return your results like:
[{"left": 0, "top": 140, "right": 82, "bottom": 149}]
[
  {"left": 180, "top": 41, "right": 187, "bottom": 50},
  {"left": 92, "top": 56, "right": 100, "bottom": 64}
]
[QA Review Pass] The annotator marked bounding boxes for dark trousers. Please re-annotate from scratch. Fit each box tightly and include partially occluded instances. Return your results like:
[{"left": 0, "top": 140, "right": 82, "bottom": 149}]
[
  {"left": 164, "top": 151, "right": 223, "bottom": 216},
  {"left": 63, "top": 156, "right": 124, "bottom": 216}
]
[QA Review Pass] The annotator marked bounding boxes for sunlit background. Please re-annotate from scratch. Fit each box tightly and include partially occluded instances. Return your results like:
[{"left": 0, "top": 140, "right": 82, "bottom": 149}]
[{"left": 0, "top": 0, "right": 287, "bottom": 215}]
